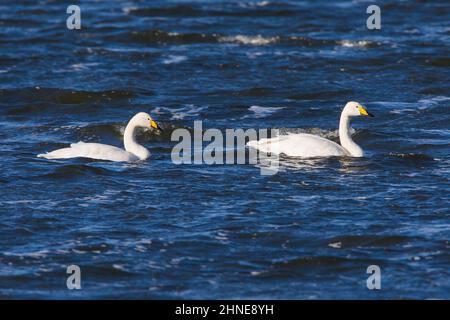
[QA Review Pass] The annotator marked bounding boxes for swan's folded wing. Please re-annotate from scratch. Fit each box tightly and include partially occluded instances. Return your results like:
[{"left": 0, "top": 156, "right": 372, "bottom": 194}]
[
  {"left": 247, "top": 133, "right": 347, "bottom": 157},
  {"left": 284, "top": 134, "right": 347, "bottom": 157},
  {"left": 70, "top": 141, "right": 86, "bottom": 148}
]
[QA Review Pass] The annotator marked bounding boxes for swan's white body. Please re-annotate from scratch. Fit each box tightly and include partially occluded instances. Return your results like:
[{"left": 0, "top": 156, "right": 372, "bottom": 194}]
[
  {"left": 248, "top": 133, "right": 349, "bottom": 157},
  {"left": 247, "top": 101, "right": 373, "bottom": 158},
  {"left": 39, "top": 141, "right": 143, "bottom": 162},
  {"left": 38, "top": 112, "right": 162, "bottom": 162}
]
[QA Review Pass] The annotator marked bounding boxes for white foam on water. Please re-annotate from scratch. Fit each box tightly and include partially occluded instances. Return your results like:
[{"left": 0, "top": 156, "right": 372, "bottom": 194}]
[
  {"left": 373, "top": 96, "right": 450, "bottom": 114},
  {"left": 246, "top": 51, "right": 265, "bottom": 59},
  {"left": 122, "top": 6, "right": 138, "bottom": 14},
  {"left": 4, "top": 249, "right": 50, "bottom": 259},
  {"left": 418, "top": 96, "right": 450, "bottom": 108},
  {"left": 112, "top": 264, "right": 128, "bottom": 271},
  {"left": 239, "top": 1, "right": 271, "bottom": 8},
  {"left": 153, "top": 105, "right": 206, "bottom": 120},
  {"left": 162, "top": 55, "right": 188, "bottom": 65},
  {"left": 219, "top": 35, "right": 279, "bottom": 45},
  {"left": 371, "top": 101, "right": 419, "bottom": 114},
  {"left": 420, "top": 129, "right": 450, "bottom": 137},
  {"left": 245, "top": 105, "right": 285, "bottom": 118},
  {"left": 70, "top": 63, "right": 100, "bottom": 71},
  {"left": 328, "top": 242, "right": 342, "bottom": 249},
  {"left": 338, "top": 40, "right": 372, "bottom": 48}
]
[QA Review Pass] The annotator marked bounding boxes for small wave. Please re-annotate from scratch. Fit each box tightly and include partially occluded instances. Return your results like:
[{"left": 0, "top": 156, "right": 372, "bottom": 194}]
[
  {"left": 162, "top": 55, "right": 187, "bottom": 65},
  {"left": 122, "top": 6, "right": 138, "bottom": 15},
  {"left": 389, "top": 108, "right": 419, "bottom": 114},
  {"left": 127, "top": 4, "right": 296, "bottom": 18},
  {"left": 73, "top": 243, "right": 111, "bottom": 254},
  {"left": 239, "top": 1, "right": 272, "bottom": 8},
  {"left": 327, "top": 235, "right": 414, "bottom": 249},
  {"left": 153, "top": 105, "right": 206, "bottom": 121},
  {"left": 117, "top": 29, "right": 380, "bottom": 49},
  {"left": 337, "top": 40, "right": 374, "bottom": 48},
  {"left": 419, "top": 87, "right": 450, "bottom": 95},
  {"left": 129, "top": 30, "right": 217, "bottom": 44},
  {"left": 418, "top": 96, "right": 450, "bottom": 108},
  {"left": 420, "top": 129, "right": 450, "bottom": 137},
  {"left": 382, "top": 96, "right": 450, "bottom": 114},
  {"left": 275, "top": 256, "right": 352, "bottom": 268},
  {"left": 1, "top": 88, "right": 136, "bottom": 110},
  {"left": 125, "top": 5, "right": 202, "bottom": 17},
  {"left": 288, "top": 89, "right": 354, "bottom": 100},
  {"left": 288, "top": 36, "right": 335, "bottom": 46},
  {"left": 244, "top": 105, "right": 284, "bottom": 118},
  {"left": 371, "top": 101, "right": 421, "bottom": 114},
  {"left": 128, "top": 30, "right": 280, "bottom": 46},
  {"left": 38, "top": 164, "right": 112, "bottom": 179},
  {"left": 387, "top": 153, "right": 435, "bottom": 160},
  {"left": 70, "top": 63, "right": 100, "bottom": 71},
  {"left": 219, "top": 35, "right": 279, "bottom": 45},
  {"left": 426, "top": 57, "right": 450, "bottom": 68}
]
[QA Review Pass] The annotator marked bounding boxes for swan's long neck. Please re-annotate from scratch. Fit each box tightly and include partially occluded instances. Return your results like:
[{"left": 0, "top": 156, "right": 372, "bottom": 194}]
[
  {"left": 123, "top": 118, "right": 150, "bottom": 160},
  {"left": 339, "top": 113, "right": 364, "bottom": 157}
]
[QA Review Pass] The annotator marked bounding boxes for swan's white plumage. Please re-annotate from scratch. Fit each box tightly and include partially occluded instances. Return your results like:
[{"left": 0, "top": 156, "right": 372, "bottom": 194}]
[
  {"left": 247, "top": 101, "right": 373, "bottom": 158},
  {"left": 247, "top": 133, "right": 348, "bottom": 157},
  {"left": 38, "top": 112, "right": 162, "bottom": 162},
  {"left": 38, "top": 142, "right": 139, "bottom": 162}
]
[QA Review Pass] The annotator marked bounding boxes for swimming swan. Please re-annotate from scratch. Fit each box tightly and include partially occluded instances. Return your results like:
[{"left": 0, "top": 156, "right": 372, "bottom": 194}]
[
  {"left": 38, "top": 112, "right": 162, "bottom": 162},
  {"left": 247, "top": 101, "right": 374, "bottom": 158}
]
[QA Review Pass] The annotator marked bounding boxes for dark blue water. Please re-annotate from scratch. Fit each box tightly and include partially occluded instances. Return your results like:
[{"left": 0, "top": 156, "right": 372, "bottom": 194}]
[{"left": 0, "top": 0, "right": 449, "bottom": 299}]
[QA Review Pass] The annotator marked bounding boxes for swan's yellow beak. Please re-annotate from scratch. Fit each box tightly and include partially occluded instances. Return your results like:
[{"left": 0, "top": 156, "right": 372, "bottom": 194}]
[
  {"left": 358, "top": 105, "right": 374, "bottom": 117},
  {"left": 150, "top": 120, "right": 163, "bottom": 132}
]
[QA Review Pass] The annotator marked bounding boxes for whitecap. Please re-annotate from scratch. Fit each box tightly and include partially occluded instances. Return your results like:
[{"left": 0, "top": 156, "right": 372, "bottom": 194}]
[
  {"left": 70, "top": 63, "right": 100, "bottom": 71},
  {"left": 338, "top": 40, "right": 372, "bottom": 48},
  {"left": 4, "top": 249, "right": 50, "bottom": 259},
  {"left": 154, "top": 105, "right": 206, "bottom": 120},
  {"left": 219, "top": 35, "right": 279, "bottom": 45},
  {"left": 420, "top": 129, "right": 450, "bottom": 137},
  {"left": 112, "top": 264, "right": 128, "bottom": 271},
  {"left": 374, "top": 97, "right": 450, "bottom": 114},
  {"left": 239, "top": 1, "right": 271, "bottom": 8},
  {"left": 328, "top": 242, "right": 342, "bottom": 249},
  {"left": 389, "top": 108, "right": 418, "bottom": 114},
  {"left": 162, "top": 55, "right": 187, "bottom": 65},
  {"left": 122, "top": 6, "right": 137, "bottom": 14},
  {"left": 418, "top": 96, "right": 450, "bottom": 108},
  {"left": 244, "top": 105, "right": 284, "bottom": 118}
]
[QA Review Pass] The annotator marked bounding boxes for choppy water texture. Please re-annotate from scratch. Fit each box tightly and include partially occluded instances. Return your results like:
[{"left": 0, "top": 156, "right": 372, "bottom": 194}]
[{"left": 0, "top": 0, "right": 449, "bottom": 299}]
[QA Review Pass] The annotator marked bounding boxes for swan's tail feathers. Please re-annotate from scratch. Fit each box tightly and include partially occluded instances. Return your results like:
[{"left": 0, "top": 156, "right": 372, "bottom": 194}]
[
  {"left": 246, "top": 140, "right": 259, "bottom": 148},
  {"left": 37, "top": 147, "right": 82, "bottom": 159},
  {"left": 37, "top": 142, "right": 88, "bottom": 159},
  {"left": 247, "top": 138, "right": 281, "bottom": 155}
]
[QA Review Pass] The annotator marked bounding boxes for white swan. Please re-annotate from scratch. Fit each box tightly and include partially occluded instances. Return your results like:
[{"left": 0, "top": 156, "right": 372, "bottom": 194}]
[
  {"left": 247, "top": 101, "right": 374, "bottom": 158},
  {"left": 38, "top": 112, "right": 162, "bottom": 162}
]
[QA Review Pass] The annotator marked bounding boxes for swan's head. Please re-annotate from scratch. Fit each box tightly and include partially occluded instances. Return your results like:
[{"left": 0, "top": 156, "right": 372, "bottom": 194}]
[
  {"left": 133, "top": 112, "right": 163, "bottom": 132},
  {"left": 343, "top": 101, "right": 374, "bottom": 118}
]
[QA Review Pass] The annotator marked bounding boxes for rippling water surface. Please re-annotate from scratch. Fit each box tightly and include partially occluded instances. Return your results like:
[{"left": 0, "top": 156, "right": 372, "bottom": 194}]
[{"left": 0, "top": 0, "right": 449, "bottom": 299}]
